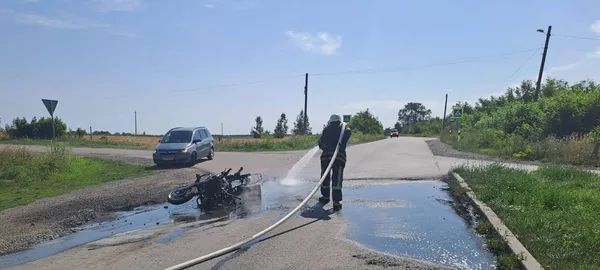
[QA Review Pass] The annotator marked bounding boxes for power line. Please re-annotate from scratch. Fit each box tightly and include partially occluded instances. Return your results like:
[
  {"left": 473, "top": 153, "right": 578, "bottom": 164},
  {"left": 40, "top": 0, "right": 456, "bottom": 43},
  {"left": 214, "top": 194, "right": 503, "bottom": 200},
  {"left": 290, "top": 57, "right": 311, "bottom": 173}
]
[
  {"left": 501, "top": 47, "right": 542, "bottom": 85},
  {"left": 311, "top": 48, "right": 540, "bottom": 77},
  {"left": 552, "top": 34, "right": 600, "bottom": 41}
]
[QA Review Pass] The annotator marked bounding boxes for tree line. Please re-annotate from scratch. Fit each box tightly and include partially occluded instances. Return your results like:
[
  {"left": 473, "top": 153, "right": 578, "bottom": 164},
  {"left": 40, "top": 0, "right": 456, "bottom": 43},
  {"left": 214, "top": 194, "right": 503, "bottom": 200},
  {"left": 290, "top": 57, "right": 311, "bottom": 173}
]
[
  {"left": 250, "top": 109, "right": 386, "bottom": 138},
  {"left": 0, "top": 117, "right": 152, "bottom": 140}
]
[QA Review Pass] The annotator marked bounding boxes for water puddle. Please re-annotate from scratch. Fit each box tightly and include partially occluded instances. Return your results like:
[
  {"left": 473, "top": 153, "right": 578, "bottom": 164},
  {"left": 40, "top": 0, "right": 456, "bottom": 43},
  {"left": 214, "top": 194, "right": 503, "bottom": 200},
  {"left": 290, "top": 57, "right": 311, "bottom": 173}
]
[
  {"left": 0, "top": 180, "right": 291, "bottom": 269},
  {"left": 342, "top": 180, "right": 496, "bottom": 270}
]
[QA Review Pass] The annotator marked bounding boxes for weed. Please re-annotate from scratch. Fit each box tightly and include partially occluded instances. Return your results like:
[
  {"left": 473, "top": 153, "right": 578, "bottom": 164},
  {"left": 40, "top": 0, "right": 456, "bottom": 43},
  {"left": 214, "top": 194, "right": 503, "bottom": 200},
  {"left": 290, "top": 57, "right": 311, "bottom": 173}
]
[
  {"left": 441, "top": 130, "right": 599, "bottom": 167},
  {"left": 1, "top": 132, "right": 386, "bottom": 152},
  {"left": 455, "top": 164, "right": 600, "bottom": 269},
  {"left": 0, "top": 145, "right": 149, "bottom": 211},
  {"left": 497, "top": 254, "right": 521, "bottom": 270},
  {"left": 476, "top": 220, "right": 494, "bottom": 235}
]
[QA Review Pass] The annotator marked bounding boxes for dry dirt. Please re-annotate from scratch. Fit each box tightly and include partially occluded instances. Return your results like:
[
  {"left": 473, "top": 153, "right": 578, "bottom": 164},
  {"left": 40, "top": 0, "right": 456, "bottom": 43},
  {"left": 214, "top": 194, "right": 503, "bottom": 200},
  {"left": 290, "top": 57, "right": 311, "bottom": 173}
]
[{"left": 0, "top": 158, "right": 206, "bottom": 255}]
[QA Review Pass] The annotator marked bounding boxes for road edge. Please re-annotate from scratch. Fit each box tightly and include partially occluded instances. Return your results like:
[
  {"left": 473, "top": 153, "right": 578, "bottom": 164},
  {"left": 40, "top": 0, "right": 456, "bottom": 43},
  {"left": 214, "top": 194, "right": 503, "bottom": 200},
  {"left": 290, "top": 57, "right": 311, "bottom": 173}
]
[{"left": 450, "top": 172, "right": 544, "bottom": 270}]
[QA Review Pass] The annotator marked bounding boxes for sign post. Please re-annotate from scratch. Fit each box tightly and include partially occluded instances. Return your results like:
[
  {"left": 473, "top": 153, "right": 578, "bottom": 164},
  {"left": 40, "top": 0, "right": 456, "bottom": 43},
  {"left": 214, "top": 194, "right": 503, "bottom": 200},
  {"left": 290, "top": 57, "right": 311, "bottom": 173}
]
[
  {"left": 42, "top": 99, "right": 58, "bottom": 140},
  {"left": 450, "top": 106, "right": 463, "bottom": 141}
]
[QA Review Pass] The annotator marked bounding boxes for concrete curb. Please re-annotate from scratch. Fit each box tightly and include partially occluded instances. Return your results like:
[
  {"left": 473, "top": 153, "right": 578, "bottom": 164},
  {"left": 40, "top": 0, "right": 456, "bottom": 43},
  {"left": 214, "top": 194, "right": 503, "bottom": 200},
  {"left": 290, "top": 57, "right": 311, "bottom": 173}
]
[{"left": 450, "top": 172, "right": 544, "bottom": 270}]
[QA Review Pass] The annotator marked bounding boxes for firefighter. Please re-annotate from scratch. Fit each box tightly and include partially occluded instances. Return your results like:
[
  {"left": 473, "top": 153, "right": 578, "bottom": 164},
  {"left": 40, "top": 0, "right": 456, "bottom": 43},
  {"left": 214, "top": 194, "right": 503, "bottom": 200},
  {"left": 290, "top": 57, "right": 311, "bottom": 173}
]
[{"left": 318, "top": 114, "right": 352, "bottom": 211}]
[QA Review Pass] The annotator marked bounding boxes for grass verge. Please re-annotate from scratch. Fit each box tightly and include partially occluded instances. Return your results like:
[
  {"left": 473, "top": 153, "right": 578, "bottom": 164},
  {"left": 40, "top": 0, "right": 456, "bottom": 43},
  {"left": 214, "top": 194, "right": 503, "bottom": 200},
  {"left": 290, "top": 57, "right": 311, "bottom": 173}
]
[
  {"left": 215, "top": 132, "right": 386, "bottom": 152},
  {"left": 0, "top": 137, "right": 150, "bottom": 150},
  {"left": 1, "top": 132, "right": 387, "bottom": 152},
  {"left": 452, "top": 164, "right": 600, "bottom": 270},
  {"left": 441, "top": 129, "right": 600, "bottom": 167},
  {"left": 0, "top": 144, "right": 150, "bottom": 211}
]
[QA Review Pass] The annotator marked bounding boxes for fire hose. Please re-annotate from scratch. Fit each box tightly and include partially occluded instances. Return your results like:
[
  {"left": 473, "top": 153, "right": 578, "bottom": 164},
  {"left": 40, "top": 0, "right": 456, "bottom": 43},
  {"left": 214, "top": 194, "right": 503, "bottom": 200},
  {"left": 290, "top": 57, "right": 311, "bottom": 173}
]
[{"left": 164, "top": 122, "right": 347, "bottom": 270}]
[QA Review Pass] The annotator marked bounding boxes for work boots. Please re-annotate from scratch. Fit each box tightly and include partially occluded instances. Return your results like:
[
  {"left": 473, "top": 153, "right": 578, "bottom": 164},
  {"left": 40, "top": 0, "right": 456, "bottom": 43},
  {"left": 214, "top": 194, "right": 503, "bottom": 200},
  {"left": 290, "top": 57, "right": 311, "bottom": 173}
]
[
  {"left": 319, "top": 197, "right": 342, "bottom": 211},
  {"left": 318, "top": 196, "right": 330, "bottom": 204},
  {"left": 333, "top": 201, "right": 342, "bottom": 211}
]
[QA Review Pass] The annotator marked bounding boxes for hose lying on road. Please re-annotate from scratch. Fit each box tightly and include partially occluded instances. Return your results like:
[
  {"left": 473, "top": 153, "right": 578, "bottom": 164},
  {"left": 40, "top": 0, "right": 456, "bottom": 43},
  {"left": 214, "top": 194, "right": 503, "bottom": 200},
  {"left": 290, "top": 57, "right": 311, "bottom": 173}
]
[{"left": 164, "top": 122, "right": 348, "bottom": 270}]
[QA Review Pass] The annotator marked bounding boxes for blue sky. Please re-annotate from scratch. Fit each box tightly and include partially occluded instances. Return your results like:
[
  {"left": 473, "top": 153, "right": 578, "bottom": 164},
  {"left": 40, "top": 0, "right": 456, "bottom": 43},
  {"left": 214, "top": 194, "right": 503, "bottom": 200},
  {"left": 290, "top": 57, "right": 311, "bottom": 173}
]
[{"left": 2, "top": 0, "right": 600, "bottom": 135}]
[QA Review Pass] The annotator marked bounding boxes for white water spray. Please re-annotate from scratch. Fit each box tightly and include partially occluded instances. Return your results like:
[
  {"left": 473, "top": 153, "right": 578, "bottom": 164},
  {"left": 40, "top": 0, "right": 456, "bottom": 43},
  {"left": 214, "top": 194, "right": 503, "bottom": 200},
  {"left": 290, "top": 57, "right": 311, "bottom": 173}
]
[{"left": 280, "top": 146, "right": 320, "bottom": 186}]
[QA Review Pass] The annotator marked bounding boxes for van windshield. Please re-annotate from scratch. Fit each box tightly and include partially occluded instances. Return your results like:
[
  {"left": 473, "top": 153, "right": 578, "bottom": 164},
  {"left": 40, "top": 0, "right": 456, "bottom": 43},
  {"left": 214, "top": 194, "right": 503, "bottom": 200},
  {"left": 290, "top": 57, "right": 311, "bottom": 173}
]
[{"left": 161, "top": 130, "right": 192, "bottom": 143}]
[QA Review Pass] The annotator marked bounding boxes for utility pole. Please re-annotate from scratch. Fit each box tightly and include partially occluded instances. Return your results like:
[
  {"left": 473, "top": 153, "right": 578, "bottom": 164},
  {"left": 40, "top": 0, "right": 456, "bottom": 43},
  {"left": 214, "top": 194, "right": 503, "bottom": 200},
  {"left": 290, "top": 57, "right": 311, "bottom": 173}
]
[
  {"left": 89, "top": 126, "right": 93, "bottom": 140},
  {"left": 534, "top": 25, "right": 552, "bottom": 101},
  {"left": 442, "top": 94, "right": 448, "bottom": 130},
  {"left": 134, "top": 111, "right": 137, "bottom": 135},
  {"left": 221, "top": 122, "right": 223, "bottom": 142},
  {"left": 304, "top": 73, "right": 308, "bottom": 134}
]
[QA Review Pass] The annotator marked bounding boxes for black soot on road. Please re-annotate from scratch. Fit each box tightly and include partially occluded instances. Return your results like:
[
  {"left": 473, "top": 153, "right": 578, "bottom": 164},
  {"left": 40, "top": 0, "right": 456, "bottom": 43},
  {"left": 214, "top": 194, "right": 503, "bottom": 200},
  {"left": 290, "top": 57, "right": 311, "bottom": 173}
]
[
  {"left": 341, "top": 180, "right": 497, "bottom": 270},
  {"left": 0, "top": 182, "right": 269, "bottom": 269}
]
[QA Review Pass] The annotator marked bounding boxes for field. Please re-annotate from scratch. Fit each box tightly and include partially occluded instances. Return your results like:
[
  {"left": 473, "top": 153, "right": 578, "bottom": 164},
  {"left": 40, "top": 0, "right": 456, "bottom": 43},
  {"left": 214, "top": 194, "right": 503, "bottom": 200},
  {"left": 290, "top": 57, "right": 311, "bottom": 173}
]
[
  {"left": 0, "top": 132, "right": 387, "bottom": 152},
  {"left": 453, "top": 164, "right": 600, "bottom": 269},
  {"left": 0, "top": 144, "right": 150, "bottom": 211}
]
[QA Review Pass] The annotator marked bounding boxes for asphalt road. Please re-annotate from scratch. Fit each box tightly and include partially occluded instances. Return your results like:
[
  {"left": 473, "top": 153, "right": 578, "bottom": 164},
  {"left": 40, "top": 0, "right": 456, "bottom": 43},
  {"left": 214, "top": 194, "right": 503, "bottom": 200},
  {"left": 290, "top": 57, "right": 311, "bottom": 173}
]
[{"left": 3, "top": 137, "right": 541, "bottom": 270}]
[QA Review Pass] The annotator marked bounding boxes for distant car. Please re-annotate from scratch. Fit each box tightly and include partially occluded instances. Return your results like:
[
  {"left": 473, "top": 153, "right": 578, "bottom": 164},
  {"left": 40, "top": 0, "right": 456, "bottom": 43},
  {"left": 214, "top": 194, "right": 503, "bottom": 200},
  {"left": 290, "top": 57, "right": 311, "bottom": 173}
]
[
  {"left": 390, "top": 129, "right": 399, "bottom": 138},
  {"left": 153, "top": 126, "right": 215, "bottom": 166}
]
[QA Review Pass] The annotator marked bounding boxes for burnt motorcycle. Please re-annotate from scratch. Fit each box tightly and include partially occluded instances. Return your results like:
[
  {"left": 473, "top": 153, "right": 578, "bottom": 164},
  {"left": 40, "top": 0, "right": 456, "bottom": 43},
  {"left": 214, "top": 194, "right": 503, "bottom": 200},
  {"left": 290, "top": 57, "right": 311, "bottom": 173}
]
[{"left": 167, "top": 167, "right": 262, "bottom": 210}]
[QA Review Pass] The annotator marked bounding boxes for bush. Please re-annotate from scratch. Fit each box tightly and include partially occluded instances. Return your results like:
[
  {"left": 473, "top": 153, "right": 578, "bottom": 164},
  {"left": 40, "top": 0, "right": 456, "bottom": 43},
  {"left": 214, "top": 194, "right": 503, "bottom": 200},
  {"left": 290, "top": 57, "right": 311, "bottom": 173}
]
[
  {"left": 4, "top": 116, "right": 68, "bottom": 139},
  {"left": 0, "top": 143, "right": 72, "bottom": 182},
  {"left": 439, "top": 77, "right": 600, "bottom": 166}
]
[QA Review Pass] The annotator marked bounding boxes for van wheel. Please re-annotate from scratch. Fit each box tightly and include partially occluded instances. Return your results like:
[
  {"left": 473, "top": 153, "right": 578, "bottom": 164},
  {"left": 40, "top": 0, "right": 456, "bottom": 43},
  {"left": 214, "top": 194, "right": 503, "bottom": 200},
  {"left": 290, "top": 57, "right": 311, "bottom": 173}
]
[
  {"left": 207, "top": 147, "right": 214, "bottom": 160},
  {"left": 188, "top": 152, "right": 197, "bottom": 167}
]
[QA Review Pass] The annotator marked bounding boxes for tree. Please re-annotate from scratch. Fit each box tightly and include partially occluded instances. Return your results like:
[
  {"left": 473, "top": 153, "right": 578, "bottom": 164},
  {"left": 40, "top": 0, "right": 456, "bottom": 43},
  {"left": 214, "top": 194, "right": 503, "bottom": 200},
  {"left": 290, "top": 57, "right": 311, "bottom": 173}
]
[
  {"left": 251, "top": 116, "right": 265, "bottom": 138},
  {"left": 394, "top": 122, "right": 402, "bottom": 131},
  {"left": 347, "top": 109, "right": 384, "bottom": 134},
  {"left": 398, "top": 102, "right": 432, "bottom": 126},
  {"left": 292, "top": 110, "right": 312, "bottom": 135},
  {"left": 274, "top": 113, "right": 288, "bottom": 138},
  {"left": 75, "top": 127, "right": 86, "bottom": 139},
  {"left": 4, "top": 116, "right": 67, "bottom": 139}
]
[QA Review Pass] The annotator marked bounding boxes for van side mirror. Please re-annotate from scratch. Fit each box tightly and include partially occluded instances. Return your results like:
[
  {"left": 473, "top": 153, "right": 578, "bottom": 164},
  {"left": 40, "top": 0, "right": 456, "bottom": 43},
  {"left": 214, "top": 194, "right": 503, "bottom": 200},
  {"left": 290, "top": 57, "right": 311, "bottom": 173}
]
[{"left": 193, "top": 139, "right": 202, "bottom": 143}]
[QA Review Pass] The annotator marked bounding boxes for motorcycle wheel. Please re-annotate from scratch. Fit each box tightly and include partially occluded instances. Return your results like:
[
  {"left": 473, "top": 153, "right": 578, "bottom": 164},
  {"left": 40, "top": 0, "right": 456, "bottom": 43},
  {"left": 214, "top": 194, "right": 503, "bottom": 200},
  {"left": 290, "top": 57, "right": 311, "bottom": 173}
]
[{"left": 167, "top": 186, "right": 197, "bottom": 205}]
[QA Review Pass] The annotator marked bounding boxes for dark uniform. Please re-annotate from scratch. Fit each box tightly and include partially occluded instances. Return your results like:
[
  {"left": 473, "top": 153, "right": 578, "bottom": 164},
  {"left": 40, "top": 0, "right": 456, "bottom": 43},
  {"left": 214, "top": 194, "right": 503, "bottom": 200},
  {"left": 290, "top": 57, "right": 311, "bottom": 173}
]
[{"left": 318, "top": 120, "right": 351, "bottom": 210}]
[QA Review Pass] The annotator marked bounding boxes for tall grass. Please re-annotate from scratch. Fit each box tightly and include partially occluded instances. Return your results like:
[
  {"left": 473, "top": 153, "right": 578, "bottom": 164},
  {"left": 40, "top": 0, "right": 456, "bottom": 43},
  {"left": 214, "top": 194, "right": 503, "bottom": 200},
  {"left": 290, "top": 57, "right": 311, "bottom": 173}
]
[
  {"left": 441, "top": 129, "right": 599, "bottom": 166},
  {"left": 0, "top": 143, "right": 148, "bottom": 211},
  {"left": 453, "top": 164, "right": 600, "bottom": 269},
  {"left": 2, "top": 132, "right": 387, "bottom": 152},
  {"left": 215, "top": 132, "right": 386, "bottom": 152}
]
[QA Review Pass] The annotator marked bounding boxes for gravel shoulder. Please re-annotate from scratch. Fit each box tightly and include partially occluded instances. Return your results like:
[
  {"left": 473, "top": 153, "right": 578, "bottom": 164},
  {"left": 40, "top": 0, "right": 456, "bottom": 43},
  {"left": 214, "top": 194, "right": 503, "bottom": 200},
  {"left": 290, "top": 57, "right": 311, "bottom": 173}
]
[{"left": 0, "top": 154, "right": 208, "bottom": 255}]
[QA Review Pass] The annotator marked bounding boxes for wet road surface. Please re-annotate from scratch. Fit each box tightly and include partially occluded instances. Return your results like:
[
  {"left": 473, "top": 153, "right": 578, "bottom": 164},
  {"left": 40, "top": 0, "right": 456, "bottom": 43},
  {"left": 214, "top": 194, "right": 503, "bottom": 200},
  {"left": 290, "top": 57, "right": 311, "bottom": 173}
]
[
  {"left": 1, "top": 137, "right": 515, "bottom": 269},
  {"left": 342, "top": 180, "right": 495, "bottom": 269}
]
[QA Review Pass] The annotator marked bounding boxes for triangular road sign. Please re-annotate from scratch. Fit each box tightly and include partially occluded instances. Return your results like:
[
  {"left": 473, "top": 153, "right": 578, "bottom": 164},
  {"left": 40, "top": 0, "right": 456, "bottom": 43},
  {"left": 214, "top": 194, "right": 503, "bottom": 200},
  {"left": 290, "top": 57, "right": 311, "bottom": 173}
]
[{"left": 42, "top": 99, "right": 58, "bottom": 116}]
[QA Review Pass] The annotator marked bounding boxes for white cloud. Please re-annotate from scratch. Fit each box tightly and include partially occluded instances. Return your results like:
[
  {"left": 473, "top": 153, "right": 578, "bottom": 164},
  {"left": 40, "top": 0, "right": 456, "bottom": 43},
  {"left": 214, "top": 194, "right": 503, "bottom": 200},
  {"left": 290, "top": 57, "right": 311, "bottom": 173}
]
[
  {"left": 284, "top": 30, "right": 342, "bottom": 56},
  {"left": 587, "top": 20, "right": 600, "bottom": 59},
  {"left": 201, "top": 0, "right": 256, "bottom": 10},
  {"left": 0, "top": 8, "right": 139, "bottom": 38},
  {"left": 548, "top": 63, "right": 577, "bottom": 73},
  {"left": 587, "top": 49, "right": 600, "bottom": 59},
  {"left": 91, "top": 0, "right": 141, "bottom": 11},
  {"left": 590, "top": 20, "right": 600, "bottom": 34},
  {"left": 1, "top": 9, "right": 82, "bottom": 29}
]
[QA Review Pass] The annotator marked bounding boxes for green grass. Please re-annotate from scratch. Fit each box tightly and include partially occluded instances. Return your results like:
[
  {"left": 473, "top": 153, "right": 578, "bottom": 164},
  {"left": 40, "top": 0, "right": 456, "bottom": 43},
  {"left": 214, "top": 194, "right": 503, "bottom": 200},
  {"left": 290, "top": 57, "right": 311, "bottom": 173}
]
[
  {"left": 215, "top": 132, "right": 386, "bottom": 152},
  {"left": 0, "top": 144, "right": 150, "bottom": 211},
  {"left": 453, "top": 164, "right": 600, "bottom": 269},
  {"left": 1, "top": 132, "right": 387, "bottom": 152},
  {"left": 441, "top": 129, "right": 600, "bottom": 167},
  {"left": 0, "top": 137, "right": 151, "bottom": 150}
]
